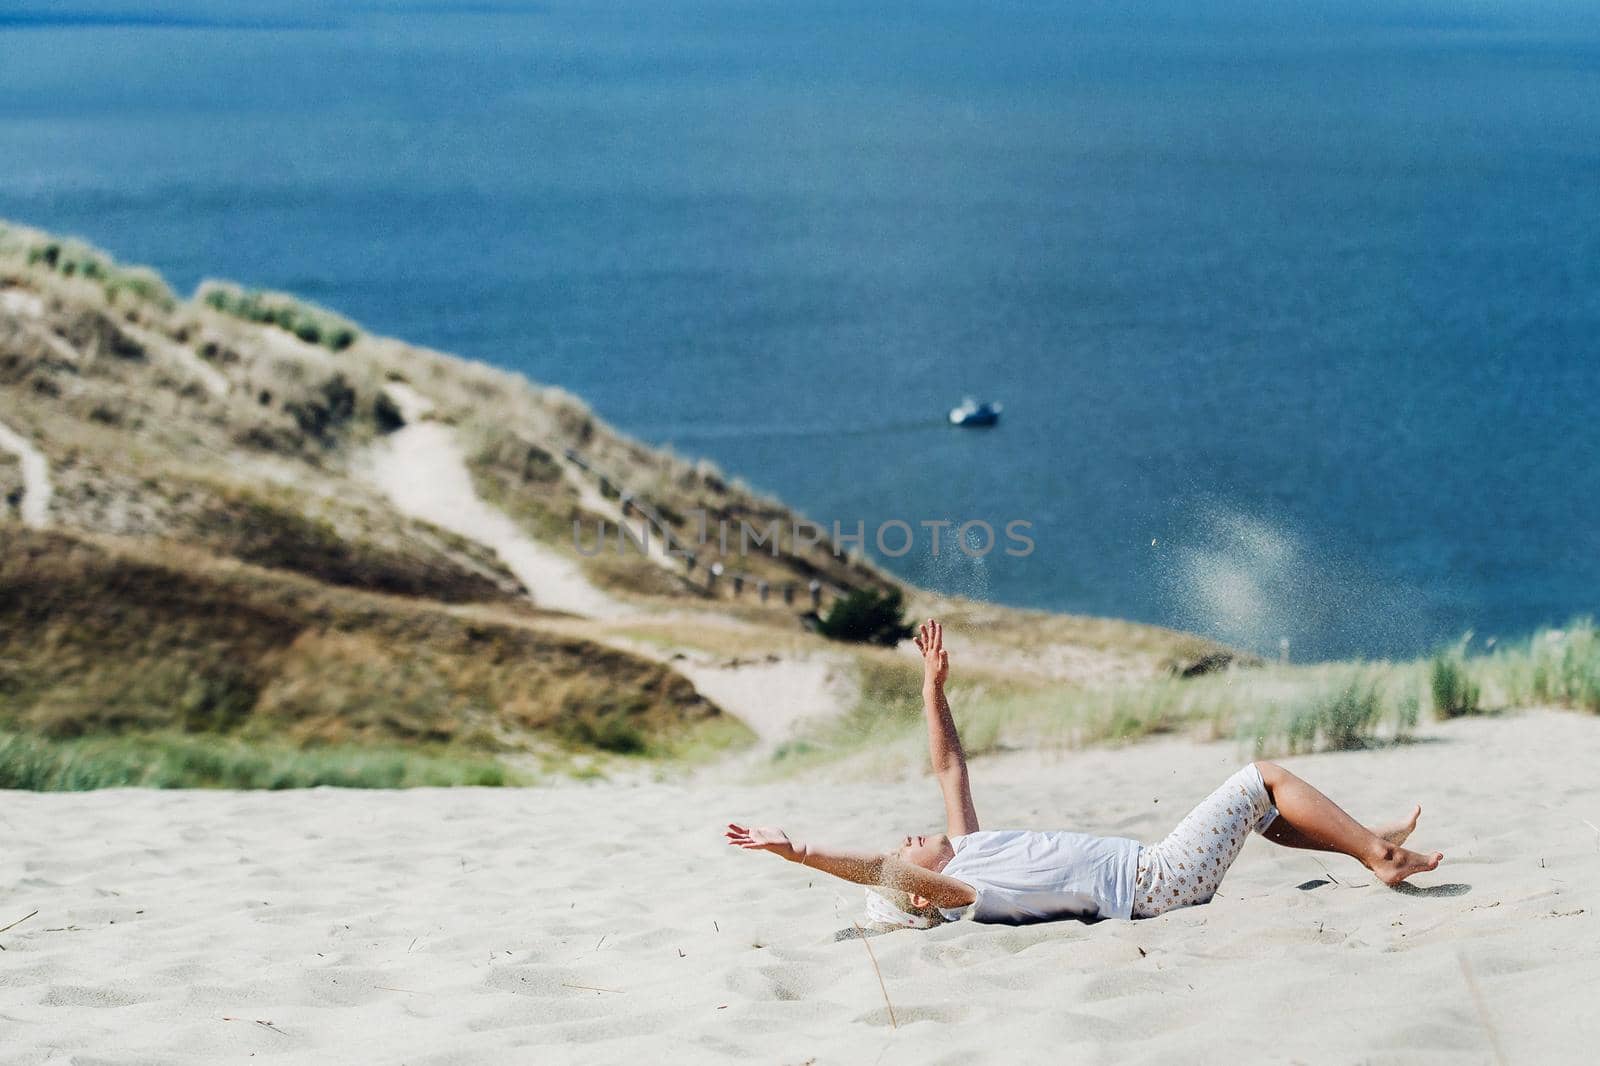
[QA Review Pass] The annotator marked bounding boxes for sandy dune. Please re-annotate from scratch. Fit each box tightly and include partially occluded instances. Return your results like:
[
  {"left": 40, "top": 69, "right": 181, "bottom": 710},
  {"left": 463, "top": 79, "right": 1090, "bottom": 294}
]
[
  {"left": 671, "top": 653, "right": 858, "bottom": 751},
  {"left": 2, "top": 710, "right": 1595, "bottom": 1064}
]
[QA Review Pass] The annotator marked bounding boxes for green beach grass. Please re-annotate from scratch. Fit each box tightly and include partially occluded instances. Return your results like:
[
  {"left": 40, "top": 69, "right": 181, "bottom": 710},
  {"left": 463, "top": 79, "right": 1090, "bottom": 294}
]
[
  {"left": 1460, "top": 618, "right": 1600, "bottom": 712},
  {"left": 0, "top": 223, "right": 177, "bottom": 311},
  {"left": 198, "top": 280, "right": 360, "bottom": 351},
  {"left": 770, "top": 619, "right": 1600, "bottom": 775},
  {"left": 0, "top": 732, "right": 518, "bottom": 791}
]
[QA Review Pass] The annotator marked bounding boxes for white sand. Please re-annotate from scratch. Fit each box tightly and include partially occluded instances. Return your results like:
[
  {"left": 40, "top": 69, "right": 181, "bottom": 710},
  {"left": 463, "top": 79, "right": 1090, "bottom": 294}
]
[
  {"left": 671, "top": 653, "right": 858, "bottom": 751},
  {"left": 3, "top": 710, "right": 1596, "bottom": 1063},
  {"left": 560, "top": 614, "right": 858, "bottom": 746},
  {"left": 0, "top": 415, "right": 51, "bottom": 528}
]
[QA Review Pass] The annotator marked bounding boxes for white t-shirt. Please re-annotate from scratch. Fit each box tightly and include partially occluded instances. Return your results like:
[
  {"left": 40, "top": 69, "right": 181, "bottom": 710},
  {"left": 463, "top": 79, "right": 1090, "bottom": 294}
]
[{"left": 936, "top": 829, "right": 1142, "bottom": 924}]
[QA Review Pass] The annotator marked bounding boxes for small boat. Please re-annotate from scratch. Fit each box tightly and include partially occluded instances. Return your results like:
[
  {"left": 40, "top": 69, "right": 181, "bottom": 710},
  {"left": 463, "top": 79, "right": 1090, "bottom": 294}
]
[{"left": 948, "top": 397, "right": 1002, "bottom": 427}]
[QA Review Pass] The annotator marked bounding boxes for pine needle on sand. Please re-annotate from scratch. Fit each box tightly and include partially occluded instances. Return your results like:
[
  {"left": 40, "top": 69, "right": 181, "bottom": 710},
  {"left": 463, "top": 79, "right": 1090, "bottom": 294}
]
[
  {"left": 852, "top": 922, "right": 897, "bottom": 1029},
  {"left": 0, "top": 910, "right": 38, "bottom": 935}
]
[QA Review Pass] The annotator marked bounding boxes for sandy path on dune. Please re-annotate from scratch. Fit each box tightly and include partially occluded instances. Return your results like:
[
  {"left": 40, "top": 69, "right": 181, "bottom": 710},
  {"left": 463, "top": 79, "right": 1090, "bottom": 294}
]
[
  {"left": 3, "top": 709, "right": 1595, "bottom": 1064},
  {"left": 360, "top": 386, "right": 854, "bottom": 741},
  {"left": 361, "top": 385, "right": 623, "bottom": 619},
  {"left": 0, "top": 415, "right": 52, "bottom": 528},
  {"left": 669, "top": 652, "right": 858, "bottom": 751}
]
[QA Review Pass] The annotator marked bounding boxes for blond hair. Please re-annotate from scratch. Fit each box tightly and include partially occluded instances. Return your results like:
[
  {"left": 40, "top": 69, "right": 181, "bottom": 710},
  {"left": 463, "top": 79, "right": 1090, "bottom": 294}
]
[{"left": 864, "top": 887, "right": 949, "bottom": 929}]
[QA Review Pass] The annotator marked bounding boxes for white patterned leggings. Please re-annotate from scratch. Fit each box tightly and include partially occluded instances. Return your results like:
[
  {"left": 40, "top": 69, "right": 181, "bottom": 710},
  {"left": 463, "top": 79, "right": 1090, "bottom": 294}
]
[{"left": 1132, "top": 763, "right": 1279, "bottom": 919}]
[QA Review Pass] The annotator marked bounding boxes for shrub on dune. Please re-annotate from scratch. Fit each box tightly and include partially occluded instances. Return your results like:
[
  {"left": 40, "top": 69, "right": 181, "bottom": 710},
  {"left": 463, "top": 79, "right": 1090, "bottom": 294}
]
[
  {"left": 816, "top": 587, "right": 915, "bottom": 646},
  {"left": 6, "top": 227, "right": 178, "bottom": 311},
  {"left": 197, "top": 280, "right": 360, "bottom": 352}
]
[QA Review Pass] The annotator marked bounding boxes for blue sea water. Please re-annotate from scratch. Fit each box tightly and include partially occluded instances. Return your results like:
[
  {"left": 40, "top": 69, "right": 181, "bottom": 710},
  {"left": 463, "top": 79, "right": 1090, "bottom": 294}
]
[{"left": 3, "top": 0, "right": 1598, "bottom": 660}]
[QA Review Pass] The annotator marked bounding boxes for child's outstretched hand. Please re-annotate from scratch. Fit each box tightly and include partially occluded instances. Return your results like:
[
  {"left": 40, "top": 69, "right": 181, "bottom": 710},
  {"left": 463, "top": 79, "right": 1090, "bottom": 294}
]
[
  {"left": 725, "top": 823, "right": 796, "bottom": 860},
  {"left": 914, "top": 618, "right": 949, "bottom": 689}
]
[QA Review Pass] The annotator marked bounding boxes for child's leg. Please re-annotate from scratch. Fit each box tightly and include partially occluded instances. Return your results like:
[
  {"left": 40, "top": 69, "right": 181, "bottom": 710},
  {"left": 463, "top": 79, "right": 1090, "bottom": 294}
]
[
  {"left": 1253, "top": 762, "right": 1441, "bottom": 886},
  {"left": 1132, "top": 764, "right": 1278, "bottom": 918},
  {"left": 1262, "top": 803, "right": 1422, "bottom": 851}
]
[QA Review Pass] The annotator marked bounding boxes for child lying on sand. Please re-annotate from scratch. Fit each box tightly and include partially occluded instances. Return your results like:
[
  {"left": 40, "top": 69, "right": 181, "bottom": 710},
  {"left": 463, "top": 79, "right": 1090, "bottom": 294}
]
[{"left": 727, "top": 619, "right": 1443, "bottom": 928}]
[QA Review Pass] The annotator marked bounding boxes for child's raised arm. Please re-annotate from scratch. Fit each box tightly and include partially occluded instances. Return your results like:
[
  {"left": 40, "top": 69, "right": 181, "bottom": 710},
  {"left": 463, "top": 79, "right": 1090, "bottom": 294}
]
[{"left": 914, "top": 620, "right": 979, "bottom": 835}]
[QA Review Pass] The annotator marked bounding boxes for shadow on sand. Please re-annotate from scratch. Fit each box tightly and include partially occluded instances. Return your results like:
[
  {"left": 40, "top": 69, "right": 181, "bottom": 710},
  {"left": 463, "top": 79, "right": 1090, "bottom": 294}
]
[
  {"left": 1296, "top": 877, "right": 1470, "bottom": 898},
  {"left": 1388, "top": 880, "right": 1472, "bottom": 898}
]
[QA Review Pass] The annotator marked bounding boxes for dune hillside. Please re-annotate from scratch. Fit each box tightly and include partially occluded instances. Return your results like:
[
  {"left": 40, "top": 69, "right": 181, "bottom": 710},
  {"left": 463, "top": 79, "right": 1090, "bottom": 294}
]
[{"left": 0, "top": 220, "right": 1236, "bottom": 784}]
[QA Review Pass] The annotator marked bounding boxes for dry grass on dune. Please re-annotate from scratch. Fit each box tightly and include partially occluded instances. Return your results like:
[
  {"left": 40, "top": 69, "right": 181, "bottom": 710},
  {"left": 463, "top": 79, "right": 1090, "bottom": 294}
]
[
  {"left": 33, "top": 447, "right": 528, "bottom": 607},
  {"left": 461, "top": 413, "right": 893, "bottom": 606},
  {"left": 0, "top": 447, "right": 19, "bottom": 505},
  {"left": 0, "top": 529, "right": 749, "bottom": 760},
  {"left": 171, "top": 476, "right": 526, "bottom": 605}
]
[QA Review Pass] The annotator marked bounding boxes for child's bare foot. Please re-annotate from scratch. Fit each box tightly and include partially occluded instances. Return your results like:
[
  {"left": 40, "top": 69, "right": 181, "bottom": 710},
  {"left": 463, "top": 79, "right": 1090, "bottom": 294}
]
[
  {"left": 1374, "top": 804, "right": 1422, "bottom": 847},
  {"left": 1370, "top": 842, "right": 1443, "bottom": 886}
]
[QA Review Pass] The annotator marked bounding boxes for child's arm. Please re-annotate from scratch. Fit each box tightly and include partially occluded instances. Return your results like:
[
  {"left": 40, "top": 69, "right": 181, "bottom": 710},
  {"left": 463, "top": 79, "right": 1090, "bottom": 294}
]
[
  {"left": 915, "top": 619, "right": 980, "bottom": 835},
  {"left": 724, "top": 824, "right": 976, "bottom": 909}
]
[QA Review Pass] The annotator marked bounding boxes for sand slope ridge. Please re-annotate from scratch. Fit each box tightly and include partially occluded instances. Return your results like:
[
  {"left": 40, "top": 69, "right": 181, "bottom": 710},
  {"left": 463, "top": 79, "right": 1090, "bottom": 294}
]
[{"left": 2, "top": 710, "right": 1595, "bottom": 1064}]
